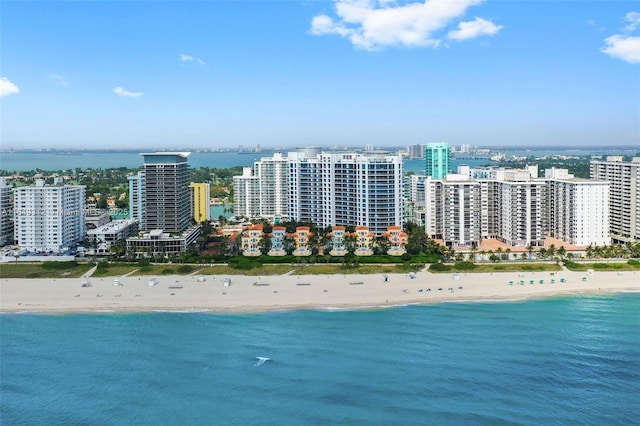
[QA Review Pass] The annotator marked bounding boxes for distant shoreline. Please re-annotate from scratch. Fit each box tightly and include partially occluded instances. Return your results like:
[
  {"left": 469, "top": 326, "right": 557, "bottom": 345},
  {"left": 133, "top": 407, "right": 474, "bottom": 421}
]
[{"left": 2, "top": 269, "right": 638, "bottom": 314}]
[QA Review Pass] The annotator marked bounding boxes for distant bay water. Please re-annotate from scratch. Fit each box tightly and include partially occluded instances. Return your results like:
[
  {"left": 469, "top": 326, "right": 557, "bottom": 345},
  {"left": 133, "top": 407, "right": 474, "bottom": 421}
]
[
  {"left": 1, "top": 294, "right": 638, "bottom": 424},
  {"left": 2, "top": 147, "right": 637, "bottom": 176},
  {"left": 0, "top": 151, "right": 445, "bottom": 175}
]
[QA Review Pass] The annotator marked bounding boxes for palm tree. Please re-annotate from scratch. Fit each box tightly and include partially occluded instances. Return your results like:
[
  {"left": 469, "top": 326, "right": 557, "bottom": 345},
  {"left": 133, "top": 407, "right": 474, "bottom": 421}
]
[
  {"left": 505, "top": 248, "right": 512, "bottom": 261},
  {"left": 547, "top": 244, "right": 556, "bottom": 260},
  {"left": 557, "top": 246, "right": 566, "bottom": 261},
  {"left": 526, "top": 244, "right": 534, "bottom": 261},
  {"left": 468, "top": 245, "right": 477, "bottom": 262}
]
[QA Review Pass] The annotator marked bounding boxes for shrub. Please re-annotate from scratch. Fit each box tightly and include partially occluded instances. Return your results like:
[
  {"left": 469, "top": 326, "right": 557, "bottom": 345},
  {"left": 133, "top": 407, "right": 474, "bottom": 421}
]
[
  {"left": 42, "top": 261, "right": 78, "bottom": 270},
  {"left": 429, "top": 262, "right": 451, "bottom": 272},
  {"left": 453, "top": 261, "right": 476, "bottom": 271},
  {"left": 177, "top": 265, "right": 194, "bottom": 274},
  {"left": 592, "top": 263, "right": 610, "bottom": 270},
  {"left": 628, "top": 259, "right": 639, "bottom": 266}
]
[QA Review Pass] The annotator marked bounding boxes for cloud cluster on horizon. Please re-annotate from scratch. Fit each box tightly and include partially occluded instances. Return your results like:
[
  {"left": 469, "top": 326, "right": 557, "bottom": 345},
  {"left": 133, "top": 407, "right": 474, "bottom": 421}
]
[
  {"left": 601, "top": 11, "right": 640, "bottom": 64},
  {"left": 0, "top": 77, "right": 20, "bottom": 97},
  {"left": 180, "top": 53, "right": 205, "bottom": 65},
  {"left": 114, "top": 86, "right": 143, "bottom": 97},
  {"left": 309, "top": 0, "right": 502, "bottom": 50}
]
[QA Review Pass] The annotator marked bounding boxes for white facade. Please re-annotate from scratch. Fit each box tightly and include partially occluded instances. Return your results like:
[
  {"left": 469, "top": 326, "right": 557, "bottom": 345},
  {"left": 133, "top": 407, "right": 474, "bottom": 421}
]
[
  {"left": 590, "top": 157, "right": 640, "bottom": 243},
  {"left": 87, "top": 218, "right": 139, "bottom": 254},
  {"left": 233, "top": 167, "right": 261, "bottom": 218},
  {"left": 13, "top": 179, "right": 86, "bottom": 252},
  {"left": 254, "top": 153, "right": 289, "bottom": 217},
  {"left": 546, "top": 170, "right": 610, "bottom": 246},
  {"left": 289, "top": 150, "right": 404, "bottom": 236}
]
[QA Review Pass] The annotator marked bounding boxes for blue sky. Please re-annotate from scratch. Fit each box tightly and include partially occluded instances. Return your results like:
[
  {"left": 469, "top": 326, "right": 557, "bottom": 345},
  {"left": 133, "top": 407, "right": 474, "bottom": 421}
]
[{"left": 1, "top": 0, "right": 639, "bottom": 150}]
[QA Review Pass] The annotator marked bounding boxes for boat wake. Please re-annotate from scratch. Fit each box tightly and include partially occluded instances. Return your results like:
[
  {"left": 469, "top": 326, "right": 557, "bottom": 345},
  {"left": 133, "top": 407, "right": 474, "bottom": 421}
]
[{"left": 254, "top": 357, "right": 271, "bottom": 367}]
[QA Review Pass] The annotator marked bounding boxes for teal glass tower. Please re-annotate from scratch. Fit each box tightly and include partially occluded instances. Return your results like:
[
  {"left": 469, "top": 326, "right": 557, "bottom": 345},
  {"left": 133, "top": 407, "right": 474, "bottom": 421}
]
[{"left": 425, "top": 142, "right": 450, "bottom": 179}]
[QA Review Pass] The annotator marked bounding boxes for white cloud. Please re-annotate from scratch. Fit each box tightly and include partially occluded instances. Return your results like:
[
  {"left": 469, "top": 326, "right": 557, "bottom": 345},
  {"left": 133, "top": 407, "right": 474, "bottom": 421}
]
[
  {"left": 602, "top": 11, "right": 640, "bottom": 64},
  {"left": 50, "top": 73, "right": 69, "bottom": 87},
  {"left": 309, "top": 0, "right": 498, "bottom": 50},
  {"left": 0, "top": 77, "right": 19, "bottom": 97},
  {"left": 448, "top": 17, "right": 503, "bottom": 40},
  {"left": 114, "top": 86, "right": 143, "bottom": 97},
  {"left": 180, "top": 53, "right": 205, "bottom": 65},
  {"left": 601, "top": 35, "right": 640, "bottom": 63},
  {"left": 623, "top": 11, "right": 640, "bottom": 32}
]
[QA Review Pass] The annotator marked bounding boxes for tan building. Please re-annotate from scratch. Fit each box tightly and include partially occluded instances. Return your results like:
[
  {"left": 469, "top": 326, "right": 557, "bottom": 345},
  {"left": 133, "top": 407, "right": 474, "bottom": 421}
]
[
  {"left": 383, "top": 225, "right": 408, "bottom": 256},
  {"left": 289, "top": 226, "right": 313, "bottom": 257},
  {"left": 353, "top": 226, "right": 374, "bottom": 256},
  {"left": 241, "top": 224, "right": 264, "bottom": 257}
]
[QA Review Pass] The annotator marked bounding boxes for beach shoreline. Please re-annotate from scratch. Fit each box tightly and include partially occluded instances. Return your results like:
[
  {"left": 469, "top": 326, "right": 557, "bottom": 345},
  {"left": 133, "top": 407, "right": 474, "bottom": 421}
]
[{"left": 1, "top": 268, "right": 638, "bottom": 314}]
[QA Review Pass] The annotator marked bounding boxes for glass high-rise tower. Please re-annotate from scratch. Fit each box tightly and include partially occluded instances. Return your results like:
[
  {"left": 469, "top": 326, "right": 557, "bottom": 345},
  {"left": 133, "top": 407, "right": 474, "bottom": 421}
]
[{"left": 425, "top": 142, "right": 450, "bottom": 179}]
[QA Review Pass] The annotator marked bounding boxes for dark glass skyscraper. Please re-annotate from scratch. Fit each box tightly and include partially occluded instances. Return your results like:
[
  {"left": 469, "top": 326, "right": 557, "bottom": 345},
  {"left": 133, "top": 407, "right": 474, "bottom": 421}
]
[{"left": 140, "top": 152, "right": 191, "bottom": 232}]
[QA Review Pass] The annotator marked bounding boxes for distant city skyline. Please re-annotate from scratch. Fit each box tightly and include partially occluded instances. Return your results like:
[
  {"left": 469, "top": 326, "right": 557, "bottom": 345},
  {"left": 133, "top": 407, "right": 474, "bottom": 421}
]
[{"left": 1, "top": 1, "right": 639, "bottom": 149}]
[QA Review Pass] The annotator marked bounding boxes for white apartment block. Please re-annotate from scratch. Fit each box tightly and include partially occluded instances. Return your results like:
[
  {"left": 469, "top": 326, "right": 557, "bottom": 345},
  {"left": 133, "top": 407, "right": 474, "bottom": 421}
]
[
  {"left": 490, "top": 175, "right": 546, "bottom": 247},
  {"left": 590, "top": 156, "right": 640, "bottom": 243},
  {"left": 425, "top": 174, "right": 481, "bottom": 247},
  {"left": 288, "top": 150, "right": 404, "bottom": 236},
  {"left": 425, "top": 168, "right": 545, "bottom": 248},
  {"left": 233, "top": 167, "right": 261, "bottom": 218},
  {"left": 0, "top": 177, "right": 13, "bottom": 246},
  {"left": 254, "top": 152, "right": 289, "bottom": 217},
  {"left": 545, "top": 168, "right": 609, "bottom": 246},
  {"left": 87, "top": 218, "right": 139, "bottom": 254},
  {"left": 13, "top": 178, "right": 86, "bottom": 252}
]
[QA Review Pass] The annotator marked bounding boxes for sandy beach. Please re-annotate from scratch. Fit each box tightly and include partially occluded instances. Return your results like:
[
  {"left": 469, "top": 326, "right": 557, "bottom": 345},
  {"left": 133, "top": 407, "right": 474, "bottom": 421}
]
[{"left": 1, "top": 267, "right": 638, "bottom": 313}]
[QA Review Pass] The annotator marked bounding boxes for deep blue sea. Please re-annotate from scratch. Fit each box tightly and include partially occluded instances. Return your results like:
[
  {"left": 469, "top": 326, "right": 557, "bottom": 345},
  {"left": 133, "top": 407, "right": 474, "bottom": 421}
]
[{"left": 2, "top": 294, "right": 639, "bottom": 425}]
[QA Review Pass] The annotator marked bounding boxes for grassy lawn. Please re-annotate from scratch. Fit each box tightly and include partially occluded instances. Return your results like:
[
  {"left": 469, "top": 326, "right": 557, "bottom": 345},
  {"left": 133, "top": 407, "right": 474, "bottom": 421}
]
[
  {"left": 564, "top": 261, "right": 640, "bottom": 272},
  {"left": 0, "top": 262, "right": 93, "bottom": 279},
  {"left": 429, "top": 262, "right": 563, "bottom": 274},
  {"left": 91, "top": 264, "right": 140, "bottom": 277},
  {"left": 197, "top": 264, "right": 296, "bottom": 276},
  {"left": 130, "top": 264, "right": 205, "bottom": 276}
]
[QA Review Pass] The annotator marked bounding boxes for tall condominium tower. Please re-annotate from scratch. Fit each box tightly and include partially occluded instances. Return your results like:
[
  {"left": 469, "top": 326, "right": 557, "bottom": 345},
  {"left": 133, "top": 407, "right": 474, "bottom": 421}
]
[
  {"left": 189, "top": 182, "right": 211, "bottom": 223},
  {"left": 425, "top": 142, "right": 450, "bottom": 179},
  {"left": 0, "top": 177, "right": 14, "bottom": 246},
  {"left": 254, "top": 152, "right": 289, "bottom": 217},
  {"left": 288, "top": 150, "right": 404, "bottom": 235},
  {"left": 127, "top": 171, "right": 145, "bottom": 223},
  {"left": 13, "top": 178, "right": 86, "bottom": 252},
  {"left": 233, "top": 167, "right": 261, "bottom": 218},
  {"left": 545, "top": 168, "right": 609, "bottom": 246},
  {"left": 590, "top": 156, "right": 640, "bottom": 243},
  {"left": 140, "top": 152, "right": 191, "bottom": 232}
]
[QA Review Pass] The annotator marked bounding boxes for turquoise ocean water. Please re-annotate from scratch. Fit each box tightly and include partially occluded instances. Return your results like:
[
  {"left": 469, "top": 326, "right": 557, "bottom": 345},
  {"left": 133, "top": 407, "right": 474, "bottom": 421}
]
[{"left": 2, "top": 294, "right": 639, "bottom": 424}]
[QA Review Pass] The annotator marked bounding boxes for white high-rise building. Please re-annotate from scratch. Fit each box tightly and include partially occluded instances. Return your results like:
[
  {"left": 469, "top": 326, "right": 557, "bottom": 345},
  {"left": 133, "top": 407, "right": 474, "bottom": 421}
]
[
  {"left": 232, "top": 153, "right": 289, "bottom": 220},
  {"left": 0, "top": 177, "right": 13, "bottom": 246},
  {"left": 13, "top": 178, "right": 86, "bottom": 252},
  {"left": 289, "top": 150, "right": 404, "bottom": 235},
  {"left": 254, "top": 153, "right": 289, "bottom": 217},
  {"left": 590, "top": 157, "right": 640, "bottom": 243},
  {"left": 233, "top": 167, "right": 261, "bottom": 218},
  {"left": 545, "top": 168, "right": 610, "bottom": 246},
  {"left": 425, "top": 167, "right": 546, "bottom": 248},
  {"left": 425, "top": 174, "right": 481, "bottom": 247}
]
